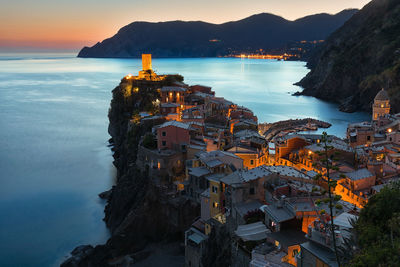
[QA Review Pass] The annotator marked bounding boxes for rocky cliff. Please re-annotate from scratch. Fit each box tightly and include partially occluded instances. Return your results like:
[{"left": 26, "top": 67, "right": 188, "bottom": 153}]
[
  {"left": 297, "top": 0, "right": 400, "bottom": 113},
  {"left": 62, "top": 76, "right": 198, "bottom": 266},
  {"left": 78, "top": 10, "right": 357, "bottom": 58}
]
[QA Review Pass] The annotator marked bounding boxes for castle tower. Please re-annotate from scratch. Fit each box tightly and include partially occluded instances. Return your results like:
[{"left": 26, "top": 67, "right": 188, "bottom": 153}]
[
  {"left": 138, "top": 54, "right": 157, "bottom": 80},
  {"left": 142, "top": 54, "right": 152, "bottom": 71},
  {"left": 372, "top": 88, "right": 390, "bottom": 121}
]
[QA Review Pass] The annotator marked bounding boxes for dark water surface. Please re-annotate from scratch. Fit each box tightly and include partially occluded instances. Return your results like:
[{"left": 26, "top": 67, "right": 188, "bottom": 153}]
[{"left": 0, "top": 53, "right": 369, "bottom": 266}]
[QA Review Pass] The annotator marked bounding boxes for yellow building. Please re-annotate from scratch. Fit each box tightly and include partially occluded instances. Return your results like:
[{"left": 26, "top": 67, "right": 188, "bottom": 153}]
[
  {"left": 372, "top": 88, "right": 390, "bottom": 121},
  {"left": 209, "top": 178, "right": 224, "bottom": 218},
  {"left": 226, "top": 144, "right": 268, "bottom": 169}
]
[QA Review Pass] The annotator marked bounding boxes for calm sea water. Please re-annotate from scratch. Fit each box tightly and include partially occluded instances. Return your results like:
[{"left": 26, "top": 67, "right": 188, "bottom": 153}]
[{"left": 0, "top": 53, "right": 369, "bottom": 267}]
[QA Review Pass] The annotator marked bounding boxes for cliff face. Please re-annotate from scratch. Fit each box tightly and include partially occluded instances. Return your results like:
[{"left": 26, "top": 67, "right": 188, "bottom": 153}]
[
  {"left": 78, "top": 10, "right": 357, "bottom": 58},
  {"left": 298, "top": 0, "right": 400, "bottom": 113},
  {"left": 62, "top": 76, "right": 198, "bottom": 266}
]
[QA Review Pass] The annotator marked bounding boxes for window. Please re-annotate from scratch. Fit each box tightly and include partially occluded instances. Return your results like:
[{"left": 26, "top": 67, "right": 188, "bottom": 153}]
[
  {"left": 212, "top": 186, "right": 218, "bottom": 193},
  {"left": 162, "top": 131, "right": 166, "bottom": 136},
  {"left": 213, "top": 202, "right": 218, "bottom": 208},
  {"left": 250, "top": 159, "right": 254, "bottom": 165},
  {"left": 162, "top": 141, "right": 166, "bottom": 146},
  {"left": 249, "top": 187, "right": 255, "bottom": 195},
  {"left": 367, "top": 136, "right": 371, "bottom": 141},
  {"left": 292, "top": 249, "right": 299, "bottom": 257}
]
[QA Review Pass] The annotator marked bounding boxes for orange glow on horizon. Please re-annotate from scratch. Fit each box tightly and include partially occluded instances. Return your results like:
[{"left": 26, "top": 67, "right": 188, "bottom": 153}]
[{"left": 0, "top": 0, "right": 370, "bottom": 50}]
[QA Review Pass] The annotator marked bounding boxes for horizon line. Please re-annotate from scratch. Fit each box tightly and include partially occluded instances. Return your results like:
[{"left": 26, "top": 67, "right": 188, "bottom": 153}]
[{"left": 0, "top": 7, "right": 359, "bottom": 52}]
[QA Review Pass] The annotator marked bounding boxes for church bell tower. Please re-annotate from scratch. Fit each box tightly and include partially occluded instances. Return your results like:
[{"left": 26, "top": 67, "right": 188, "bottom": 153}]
[{"left": 372, "top": 88, "right": 390, "bottom": 121}]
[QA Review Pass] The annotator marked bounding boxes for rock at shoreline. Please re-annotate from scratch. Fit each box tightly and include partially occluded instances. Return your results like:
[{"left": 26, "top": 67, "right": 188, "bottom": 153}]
[
  {"left": 98, "top": 189, "right": 112, "bottom": 200},
  {"left": 62, "top": 75, "right": 198, "bottom": 266},
  {"left": 296, "top": 0, "right": 400, "bottom": 114}
]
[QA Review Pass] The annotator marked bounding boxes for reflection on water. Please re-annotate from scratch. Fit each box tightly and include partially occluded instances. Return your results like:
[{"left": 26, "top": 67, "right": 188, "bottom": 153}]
[{"left": 0, "top": 54, "right": 369, "bottom": 267}]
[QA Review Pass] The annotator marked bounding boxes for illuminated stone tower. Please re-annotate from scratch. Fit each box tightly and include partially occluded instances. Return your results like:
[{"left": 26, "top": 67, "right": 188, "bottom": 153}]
[
  {"left": 372, "top": 88, "right": 390, "bottom": 121},
  {"left": 142, "top": 54, "right": 152, "bottom": 71},
  {"left": 138, "top": 54, "right": 157, "bottom": 80}
]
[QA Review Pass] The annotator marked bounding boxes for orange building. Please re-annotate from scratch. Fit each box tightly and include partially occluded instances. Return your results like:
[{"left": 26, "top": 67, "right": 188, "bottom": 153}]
[{"left": 274, "top": 135, "right": 310, "bottom": 161}]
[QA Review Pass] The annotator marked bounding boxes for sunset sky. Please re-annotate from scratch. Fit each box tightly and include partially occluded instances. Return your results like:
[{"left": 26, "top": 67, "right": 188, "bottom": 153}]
[{"left": 1, "top": 0, "right": 371, "bottom": 51}]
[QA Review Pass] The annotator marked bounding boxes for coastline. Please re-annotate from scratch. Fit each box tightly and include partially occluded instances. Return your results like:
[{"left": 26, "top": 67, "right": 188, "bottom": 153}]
[{"left": 61, "top": 69, "right": 333, "bottom": 266}]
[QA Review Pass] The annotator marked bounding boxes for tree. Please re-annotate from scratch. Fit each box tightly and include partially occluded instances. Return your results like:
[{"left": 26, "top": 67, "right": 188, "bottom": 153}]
[
  {"left": 312, "top": 132, "right": 341, "bottom": 266},
  {"left": 201, "top": 225, "right": 231, "bottom": 267},
  {"left": 142, "top": 133, "right": 157, "bottom": 149},
  {"left": 349, "top": 182, "right": 400, "bottom": 266}
]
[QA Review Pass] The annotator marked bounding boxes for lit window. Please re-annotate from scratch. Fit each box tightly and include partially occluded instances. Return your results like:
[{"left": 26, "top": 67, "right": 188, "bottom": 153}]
[
  {"left": 213, "top": 202, "right": 218, "bottom": 208},
  {"left": 292, "top": 249, "right": 299, "bottom": 257}
]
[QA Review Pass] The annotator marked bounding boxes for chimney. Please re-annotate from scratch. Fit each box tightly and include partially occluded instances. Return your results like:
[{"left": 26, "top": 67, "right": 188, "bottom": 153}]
[{"left": 277, "top": 195, "right": 286, "bottom": 208}]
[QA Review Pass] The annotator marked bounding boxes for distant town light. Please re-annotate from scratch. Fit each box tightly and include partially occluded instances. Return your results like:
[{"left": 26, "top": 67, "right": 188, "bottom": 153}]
[
  {"left": 125, "top": 74, "right": 133, "bottom": 79},
  {"left": 388, "top": 128, "right": 392, "bottom": 133}
]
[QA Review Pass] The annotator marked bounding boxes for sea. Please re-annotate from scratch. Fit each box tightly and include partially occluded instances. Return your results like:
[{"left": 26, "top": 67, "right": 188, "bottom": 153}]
[{"left": 0, "top": 53, "right": 369, "bottom": 267}]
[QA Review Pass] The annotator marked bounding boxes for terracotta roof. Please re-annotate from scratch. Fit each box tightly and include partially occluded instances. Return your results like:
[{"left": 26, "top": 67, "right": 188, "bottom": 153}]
[
  {"left": 158, "top": 120, "right": 191, "bottom": 130},
  {"left": 161, "top": 86, "right": 187, "bottom": 92},
  {"left": 346, "top": 168, "right": 374, "bottom": 181}
]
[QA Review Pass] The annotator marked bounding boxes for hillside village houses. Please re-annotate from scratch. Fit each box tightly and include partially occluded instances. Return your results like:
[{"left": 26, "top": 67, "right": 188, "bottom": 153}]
[{"left": 128, "top": 55, "right": 400, "bottom": 267}]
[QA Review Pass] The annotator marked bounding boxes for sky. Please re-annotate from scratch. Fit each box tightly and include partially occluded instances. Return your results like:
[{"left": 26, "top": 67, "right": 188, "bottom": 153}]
[{"left": 0, "top": 0, "right": 371, "bottom": 51}]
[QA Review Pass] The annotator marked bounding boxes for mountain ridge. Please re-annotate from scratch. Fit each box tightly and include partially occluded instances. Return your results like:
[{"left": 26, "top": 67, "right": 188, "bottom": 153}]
[
  {"left": 78, "top": 9, "right": 358, "bottom": 58},
  {"left": 297, "top": 0, "right": 400, "bottom": 113}
]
